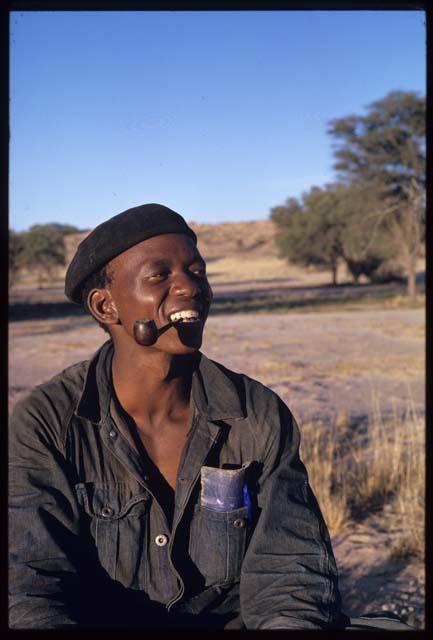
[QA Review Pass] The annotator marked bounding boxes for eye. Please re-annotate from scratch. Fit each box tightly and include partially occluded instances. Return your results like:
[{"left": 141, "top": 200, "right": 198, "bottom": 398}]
[
  {"left": 191, "top": 264, "right": 206, "bottom": 276},
  {"left": 148, "top": 271, "right": 169, "bottom": 280}
]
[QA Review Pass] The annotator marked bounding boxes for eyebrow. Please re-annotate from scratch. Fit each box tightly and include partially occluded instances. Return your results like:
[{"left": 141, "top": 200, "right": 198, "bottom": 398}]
[
  {"left": 145, "top": 259, "right": 171, "bottom": 269},
  {"left": 144, "top": 256, "right": 206, "bottom": 269}
]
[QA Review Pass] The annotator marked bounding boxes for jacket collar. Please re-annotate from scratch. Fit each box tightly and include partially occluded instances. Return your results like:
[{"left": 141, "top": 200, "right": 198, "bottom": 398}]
[
  {"left": 75, "top": 339, "right": 113, "bottom": 423},
  {"left": 191, "top": 353, "right": 246, "bottom": 421},
  {"left": 75, "top": 340, "right": 246, "bottom": 424}
]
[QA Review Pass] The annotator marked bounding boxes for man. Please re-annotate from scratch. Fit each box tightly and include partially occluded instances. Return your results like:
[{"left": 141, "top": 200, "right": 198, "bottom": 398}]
[{"left": 8, "top": 204, "right": 405, "bottom": 630}]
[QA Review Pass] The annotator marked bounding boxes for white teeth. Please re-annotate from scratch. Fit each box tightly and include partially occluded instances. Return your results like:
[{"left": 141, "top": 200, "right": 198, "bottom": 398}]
[{"left": 170, "top": 310, "right": 200, "bottom": 323}]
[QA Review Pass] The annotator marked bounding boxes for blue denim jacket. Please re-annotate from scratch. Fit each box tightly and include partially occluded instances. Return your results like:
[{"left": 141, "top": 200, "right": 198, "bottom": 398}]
[{"left": 9, "top": 340, "right": 342, "bottom": 629}]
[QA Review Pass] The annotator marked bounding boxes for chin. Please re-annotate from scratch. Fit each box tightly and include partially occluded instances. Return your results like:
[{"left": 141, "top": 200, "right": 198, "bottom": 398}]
[
  {"left": 154, "top": 334, "right": 202, "bottom": 355},
  {"left": 172, "top": 323, "right": 204, "bottom": 352},
  {"left": 172, "top": 339, "right": 202, "bottom": 354},
  {"left": 152, "top": 322, "right": 205, "bottom": 354}
]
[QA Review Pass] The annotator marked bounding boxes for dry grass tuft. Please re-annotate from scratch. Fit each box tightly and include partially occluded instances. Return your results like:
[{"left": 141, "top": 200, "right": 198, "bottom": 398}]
[
  {"left": 300, "top": 422, "right": 351, "bottom": 533},
  {"left": 300, "top": 397, "right": 424, "bottom": 560}
]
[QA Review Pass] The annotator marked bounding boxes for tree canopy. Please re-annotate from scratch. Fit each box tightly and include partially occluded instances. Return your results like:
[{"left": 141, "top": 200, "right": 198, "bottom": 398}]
[
  {"left": 271, "top": 187, "right": 344, "bottom": 285},
  {"left": 271, "top": 90, "right": 425, "bottom": 295},
  {"left": 328, "top": 90, "right": 425, "bottom": 196},
  {"left": 328, "top": 90, "right": 425, "bottom": 297}
]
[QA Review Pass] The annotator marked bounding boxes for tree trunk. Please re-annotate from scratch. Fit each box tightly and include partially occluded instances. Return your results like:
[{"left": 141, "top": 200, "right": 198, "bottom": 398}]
[
  {"left": 331, "top": 263, "right": 338, "bottom": 286},
  {"left": 387, "top": 189, "right": 421, "bottom": 300},
  {"left": 406, "top": 195, "right": 421, "bottom": 300},
  {"left": 407, "top": 258, "right": 417, "bottom": 300},
  {"left": 9, "top": 269, "right": 17, "bottom": 290}
]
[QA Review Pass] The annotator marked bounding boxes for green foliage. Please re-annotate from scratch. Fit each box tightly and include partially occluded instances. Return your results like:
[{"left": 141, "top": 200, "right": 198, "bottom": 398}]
[
  {"left": 328, "top": 91, "right": 425, "bottom": 297},
  {"left": 15, "top": 223, "right": 81, "bottom": 287},
  {"left": 9, "top": 230, "right": 25, "bottom": 287},
  {"left": 271, "top": 91, "right": 425, "bottom": 294},
  {"left": 271, "top": 186, "right": 344, "bottom": 285},
  {"left": 271, "top": 182, "right": 402, "bottom": 286},
  {"left": 333, "top": 182, "right": 397, "bottom": 283},
  {"left": 328, "top": 90, "right": 425, "bottom": 195}
]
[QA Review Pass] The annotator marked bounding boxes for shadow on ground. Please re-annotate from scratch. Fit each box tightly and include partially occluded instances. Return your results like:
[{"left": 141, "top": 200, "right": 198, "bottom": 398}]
[
  {"left": 9, "top": 279, "right": 424, "bottom": 322},
  {"left": 210, "top": 281, "right": 423, "bottom": 315},
  {"left": 338, "top": 554, "right": 423, "bottom": 627},
  {"left": 341, "top": 555, "right": 407, "bottom": 611},
  {"left": 9, "top": 302, "right": 88, "bottom": 322}
]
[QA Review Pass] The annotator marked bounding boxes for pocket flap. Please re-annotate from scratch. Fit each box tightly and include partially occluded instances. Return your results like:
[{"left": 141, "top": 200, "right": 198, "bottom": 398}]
[{"left": 75, "top": 482, "right": 150, "bottom": 519}]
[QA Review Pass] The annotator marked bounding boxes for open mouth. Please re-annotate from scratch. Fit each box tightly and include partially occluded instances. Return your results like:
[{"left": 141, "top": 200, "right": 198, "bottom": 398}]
[{"left": 169, "top": 310, "right": 201, "bottom": 324}]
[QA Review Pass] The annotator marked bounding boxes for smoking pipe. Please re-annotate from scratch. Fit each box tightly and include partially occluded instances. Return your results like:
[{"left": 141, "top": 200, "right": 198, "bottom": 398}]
[{"left": 133, "top": 318, "right": 179, "bottom": 346}]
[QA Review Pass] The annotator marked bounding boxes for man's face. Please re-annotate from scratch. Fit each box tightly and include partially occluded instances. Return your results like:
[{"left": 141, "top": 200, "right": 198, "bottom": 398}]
[{"left": 106, "top": 233, "right": 212, "bottom": 354}]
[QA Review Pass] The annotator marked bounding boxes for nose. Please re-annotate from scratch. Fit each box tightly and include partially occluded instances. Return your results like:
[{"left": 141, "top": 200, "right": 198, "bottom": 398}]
[{"left": 171, "top": 271, "right": 200, "bottom": 298}]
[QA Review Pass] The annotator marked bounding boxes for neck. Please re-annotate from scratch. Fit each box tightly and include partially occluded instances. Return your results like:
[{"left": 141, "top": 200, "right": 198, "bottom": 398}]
[{"left": 111, "top": 339, "right": 197, "bottom": 423}]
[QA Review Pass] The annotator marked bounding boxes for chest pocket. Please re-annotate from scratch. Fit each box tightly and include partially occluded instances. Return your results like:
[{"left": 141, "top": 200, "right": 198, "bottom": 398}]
[
  {"left": 74, "top": 482, "right": 150, "bottom": 588},
  {"left": 189, "top": 504, "right": 249, "bottom": 586}
]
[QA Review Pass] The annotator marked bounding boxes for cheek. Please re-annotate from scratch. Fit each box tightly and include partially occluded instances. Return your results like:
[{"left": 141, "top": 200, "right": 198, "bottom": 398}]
[
  {"left": 205, "top": 284, "right": 213, "bottom": 311},
  {"left": 201, "top": 279, "right": 213, "bottom": 302},
  {"left": 111, "top": 281, "right": 159, "bottom": 321}
]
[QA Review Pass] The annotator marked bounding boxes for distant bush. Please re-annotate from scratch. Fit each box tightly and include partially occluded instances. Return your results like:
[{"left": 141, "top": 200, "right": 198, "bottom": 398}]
[
  {"left": 9, "top": 223, "right": 81, "bottom": 288},
  {"left": 9, "top": 230, "right": 25, "bottom": 288}
]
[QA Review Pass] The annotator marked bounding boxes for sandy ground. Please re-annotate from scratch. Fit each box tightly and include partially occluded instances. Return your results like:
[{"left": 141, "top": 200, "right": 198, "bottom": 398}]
[
  {"left": 10, "top": 308, "right": 424, "bottom": 426},
  {"left": 8, "top": 306, "right": 425, "bottom": 628}
]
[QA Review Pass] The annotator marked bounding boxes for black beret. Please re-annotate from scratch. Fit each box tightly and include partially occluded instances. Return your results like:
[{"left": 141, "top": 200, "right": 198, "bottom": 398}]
[{"left": 65, "top": 203, "right": 197, "bottom": 304}]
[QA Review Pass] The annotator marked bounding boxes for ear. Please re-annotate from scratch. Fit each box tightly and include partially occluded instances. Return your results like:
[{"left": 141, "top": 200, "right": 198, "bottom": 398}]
[{"left": 87, "top": 288, "right": 119, "bottom": 326}]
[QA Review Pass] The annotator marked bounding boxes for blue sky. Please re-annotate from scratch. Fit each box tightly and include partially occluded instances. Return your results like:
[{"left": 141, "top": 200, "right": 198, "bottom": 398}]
[{"left": 10, "top": 10, "right": 425, "bottom": 231}]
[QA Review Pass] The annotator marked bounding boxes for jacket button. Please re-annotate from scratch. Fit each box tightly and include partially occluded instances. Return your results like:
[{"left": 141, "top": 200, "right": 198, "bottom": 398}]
[
  {"left": 233, "top": 518, "right": 246, "bottom": 528},
  {"left": 101, "top": 506, "right": 114, "bottom": 517},
  {"left": 155, "top": 534, "right": 168, "bottom": 547},
  {"left": 108, "top": 429, "right": 117, "bottom": 438}
]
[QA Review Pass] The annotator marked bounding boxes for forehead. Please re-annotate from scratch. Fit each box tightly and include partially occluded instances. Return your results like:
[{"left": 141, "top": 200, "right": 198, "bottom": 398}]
[{"left": 109, "top": 233, "right": 203, "bottom": 271}]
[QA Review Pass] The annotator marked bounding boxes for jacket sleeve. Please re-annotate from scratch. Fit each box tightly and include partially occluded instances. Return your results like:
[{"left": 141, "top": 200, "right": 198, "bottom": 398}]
[
  {"left": 8, "top": 386, "right": 173, "bottom": 630},
  {"left": 8, "top": 389, "right": 88, "bottom": 628},
  {"left": 240, "top": 387, "right": 342, "bottom": 630}
]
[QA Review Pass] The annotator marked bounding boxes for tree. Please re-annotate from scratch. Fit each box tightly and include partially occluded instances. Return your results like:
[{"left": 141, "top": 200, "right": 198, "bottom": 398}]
[
  {"left": 271, "top": 186, "right": 345, "bottom": 285},
  {"left": 328, "top": 90, "right": 425, "bottom": 298},
  {"left": 9, "top": 230, "right": 25, "bottom": 288},
  {"left": 271, "top": 183, "right": 397, "bottom": 286},
  {"left": 20, "top": 223, "right": 80, "bottom": 287},
  {"left": 333, "top": 182, "right": 398, "bottom": 283}
]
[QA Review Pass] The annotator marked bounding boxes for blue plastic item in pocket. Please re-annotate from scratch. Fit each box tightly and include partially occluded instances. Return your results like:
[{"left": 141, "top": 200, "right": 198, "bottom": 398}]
[
  {"left": 242, "top": 484, "right": 253, "bottom": 521},
  {"left": 200, "top": 462, "right": 251, "bottom": 512}
]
